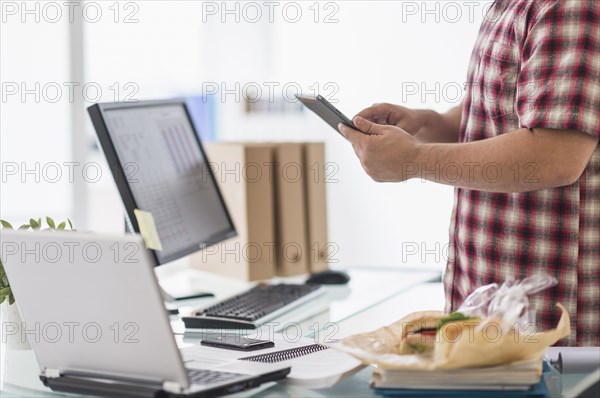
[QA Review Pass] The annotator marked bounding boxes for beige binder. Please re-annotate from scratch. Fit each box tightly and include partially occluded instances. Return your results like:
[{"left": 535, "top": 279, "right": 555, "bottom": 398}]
[
  {"left": 269, "top": 143, "right": 310, "bottom": 277},
  {"left": 302, "top": 143, "right": 329, "bottom": 273},
  {"left": 190, "top": 143, "right": 276, "bottom": 281}
]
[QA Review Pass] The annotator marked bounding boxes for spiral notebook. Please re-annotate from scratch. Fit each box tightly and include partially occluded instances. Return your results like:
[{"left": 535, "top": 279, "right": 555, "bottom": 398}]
[
  {"left": 240, "top": 344, "right": 329, "bottom": 363},
  {"left": 180, "top": 336, "right": 364, "bottom": 389}
]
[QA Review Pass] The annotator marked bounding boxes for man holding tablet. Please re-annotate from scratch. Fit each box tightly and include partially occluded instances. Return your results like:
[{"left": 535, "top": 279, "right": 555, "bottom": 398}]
[{"left": 338, "top": 0, "right": 599, "bottom": 346}]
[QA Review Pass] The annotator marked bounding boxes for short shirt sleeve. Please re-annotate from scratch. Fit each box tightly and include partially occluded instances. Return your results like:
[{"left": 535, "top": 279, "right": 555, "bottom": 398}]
[{"left": 517, "top": 0, "right": 600, "bottom": 137}]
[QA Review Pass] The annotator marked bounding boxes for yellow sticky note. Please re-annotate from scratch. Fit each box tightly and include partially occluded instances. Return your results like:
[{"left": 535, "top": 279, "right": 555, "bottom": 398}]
[{"left": 133, "top": 209, "right": 163, "bottom": 251}]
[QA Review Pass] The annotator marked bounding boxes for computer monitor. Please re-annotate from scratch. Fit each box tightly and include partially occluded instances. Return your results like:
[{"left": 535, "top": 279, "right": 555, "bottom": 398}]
[{"left": 88, "top": 99, "right": 236, "bottom": 267}]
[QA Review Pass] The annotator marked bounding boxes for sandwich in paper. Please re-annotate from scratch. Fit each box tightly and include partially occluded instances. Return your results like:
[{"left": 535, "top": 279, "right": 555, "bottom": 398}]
[
  {"left": 335, "top": 304, "right": 569, "bottom": 370},
  {"left": 333, "top": 276, "right": 570, "bottom": 370}
]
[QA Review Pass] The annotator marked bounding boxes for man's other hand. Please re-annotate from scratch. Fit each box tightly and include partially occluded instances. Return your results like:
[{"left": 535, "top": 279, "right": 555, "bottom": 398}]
[
  {"left": 356, "top": 103, "right": 426, "bottom": 135},
  {"left": 338, "top": 116, "right": 421, "bottom": 183},
  {"left": 356, "top": 102, "right": 463, "bottom": 144}
]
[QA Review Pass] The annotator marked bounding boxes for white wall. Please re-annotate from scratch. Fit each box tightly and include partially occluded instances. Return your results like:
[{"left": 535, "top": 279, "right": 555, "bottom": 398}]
[
  {"left": 2, "top": 1, "right": 489, "bottom": 270},
  {"left": 1, "top": 10, "right": 71, "bottom": 224}
]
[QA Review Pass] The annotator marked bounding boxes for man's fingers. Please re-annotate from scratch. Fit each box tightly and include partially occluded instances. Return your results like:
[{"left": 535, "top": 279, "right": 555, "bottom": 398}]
[
  {"left": 353, "top": 116, "right": 384, "bottom": 135},
  {"left": 355, "top": 104, "right": 391, "bottom": 124},
  {"left": 338, "top": 123, "right": 365, "bottom": 150},
  {"left": 338, "top": 123, "right": 361, "bottom": 141},
  {"left": 355, "top": 106, "right": 377, "bottom": 120}
]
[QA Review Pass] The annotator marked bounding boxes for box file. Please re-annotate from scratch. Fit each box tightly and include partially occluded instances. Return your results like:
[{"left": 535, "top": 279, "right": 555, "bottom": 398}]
[
  {"left": 269, "top": 143, "right": 310, "bottom": 276},
  {"left": 302, "top": 143, "right": 330, "bottom": 273},
  {"left": 191, "top": 143, "right": 276, "bottom": 281}
]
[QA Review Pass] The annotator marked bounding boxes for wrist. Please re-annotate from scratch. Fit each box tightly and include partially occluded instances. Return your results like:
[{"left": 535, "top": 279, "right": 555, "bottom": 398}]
[
  {"left": 414, "top": 109, "right": 436, "bottom": 135},
  {"left": 408, "top": 141, "right": 432, "bottom": 178},
  {"left": 414, "top": 140, "right": 438, "bottom": 166},
  {"left": 413, "top": 109, "right": 446, "bottom": 140},
  {"left": 412, "top": 142, "right": 424, "bottom": 164}
]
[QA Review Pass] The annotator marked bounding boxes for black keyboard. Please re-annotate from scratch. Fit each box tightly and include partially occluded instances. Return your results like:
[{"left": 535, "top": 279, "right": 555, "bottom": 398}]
[
  {"left": 200, "top": 283, "right": 321, "bottom": 322},
  {"left": 186, "top": 368, "right": 243, "bottom": 385}
]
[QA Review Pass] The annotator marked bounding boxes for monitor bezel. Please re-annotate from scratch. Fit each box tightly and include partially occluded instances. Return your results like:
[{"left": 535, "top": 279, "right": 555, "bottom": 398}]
[{"left": 88, "top": 99, "right": 237, "bottom": 266}]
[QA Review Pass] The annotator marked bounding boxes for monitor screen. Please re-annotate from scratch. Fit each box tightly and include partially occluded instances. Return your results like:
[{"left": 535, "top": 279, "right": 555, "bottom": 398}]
[{"left": 88, "top": 100, "right": 236, "bottom": 265}]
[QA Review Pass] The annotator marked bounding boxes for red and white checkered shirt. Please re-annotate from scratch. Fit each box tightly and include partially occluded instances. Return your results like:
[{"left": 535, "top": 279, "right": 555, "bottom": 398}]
[{"left": 445, "top": 0, "right": 600, "bottom": 346}]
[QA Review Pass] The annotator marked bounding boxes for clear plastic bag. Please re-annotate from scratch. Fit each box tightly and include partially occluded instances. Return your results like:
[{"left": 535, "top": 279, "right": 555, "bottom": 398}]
[
  {"left": 335, "top": 274, "right": 569, "bottom": 370},
  {"left": 457, "top": 274, "right": 557, "bottom": 329}
]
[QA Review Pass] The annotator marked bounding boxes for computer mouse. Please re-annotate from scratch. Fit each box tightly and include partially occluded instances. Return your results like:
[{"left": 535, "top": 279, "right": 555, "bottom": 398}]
[{"left": 305, "top": 270, "right": 351, "bottom": 285}]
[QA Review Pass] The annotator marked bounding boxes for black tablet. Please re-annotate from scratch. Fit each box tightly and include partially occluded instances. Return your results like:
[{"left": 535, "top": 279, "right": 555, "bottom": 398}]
[{"left": 296, "top": 94, "right": 357, "bottom": 137}]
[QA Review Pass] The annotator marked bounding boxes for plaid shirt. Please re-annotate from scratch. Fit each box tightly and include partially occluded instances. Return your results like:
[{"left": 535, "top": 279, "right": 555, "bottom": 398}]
[{"left": 445, "top": 0, "right": 600, "bottom": 346}]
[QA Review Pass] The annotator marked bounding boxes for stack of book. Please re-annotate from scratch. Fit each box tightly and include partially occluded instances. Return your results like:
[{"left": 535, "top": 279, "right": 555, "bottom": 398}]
[{"left": 372, "top": 358, "right": 552, "bottom": 398}]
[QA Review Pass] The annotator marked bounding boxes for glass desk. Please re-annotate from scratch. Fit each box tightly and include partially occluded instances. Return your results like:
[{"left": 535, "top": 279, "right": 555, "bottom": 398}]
[{"left": 1, "top": 267, "right": 596, "bottom": 397}]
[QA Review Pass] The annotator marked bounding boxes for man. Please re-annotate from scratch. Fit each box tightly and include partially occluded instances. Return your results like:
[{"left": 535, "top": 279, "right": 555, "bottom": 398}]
[{"left": 340, "top": 0, "right": 599, "bottom": 346}]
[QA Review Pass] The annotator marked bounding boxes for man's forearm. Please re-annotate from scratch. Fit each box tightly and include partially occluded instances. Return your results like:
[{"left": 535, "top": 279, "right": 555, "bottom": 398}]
[
  {"left": 414, "top": 103, "right": 463, "bottom": 144},
  {"left": 412, "top": 128, "right": 598, "bottom": 192}
]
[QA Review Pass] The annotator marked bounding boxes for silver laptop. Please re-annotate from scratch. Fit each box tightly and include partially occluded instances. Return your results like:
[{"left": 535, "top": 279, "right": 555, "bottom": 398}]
[{"left": 0, "top": 230, "right": 290, "bottom": 397}]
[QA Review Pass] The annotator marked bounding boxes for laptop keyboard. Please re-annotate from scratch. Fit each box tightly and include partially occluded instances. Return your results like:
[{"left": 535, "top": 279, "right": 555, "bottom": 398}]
[
  {"left": 198, "top": 284, "right": 321, "bottom": 322},
  {"left": 186, "top": 368, "right": 243, "bottom": 385}
]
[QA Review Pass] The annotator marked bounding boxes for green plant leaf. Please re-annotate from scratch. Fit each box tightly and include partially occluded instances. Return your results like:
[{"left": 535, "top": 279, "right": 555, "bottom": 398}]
[
  {"left": 29, "top": 218, "right": 40, "bottom": 230},
  {"left": 46, "top": 217, "right": 56, "bottom": 229},
  {"left": 38, "top": 218, "right": 42, "bottom": 227},
  {"left": 0, "top": 287, "right": 10, "bottom": 299},
  {"left": 18, "top": 224, "right": 30, "bottom": 230},
  {"left": 68, "top": 218, "right": 73, "bottom": 230},
  {"left": 0, "top": 286, "right": 10, "bottom": 304},
  {"left": 0, "top": 220, "right": 13, "bottom": 229},
  {"left": 0, "top": 262, "right": 8, "bottom": 287},
  {"left": 57, "top": 222, "right": 66, "bottom": 230}
]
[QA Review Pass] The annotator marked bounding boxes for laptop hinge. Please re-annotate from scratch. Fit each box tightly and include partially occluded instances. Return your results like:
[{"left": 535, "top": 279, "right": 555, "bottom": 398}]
[
  {"left": 42, "top": 368, "right": 164, "bottom": 387},
  {"left": 43, "top": 368, "right": 61, "bottom": 379},
  {"left": 40, "top": 370, "right": 168, "bottom": 398},
  {"left": 162, "top": 381, "right": 184, "bottom": 394}
]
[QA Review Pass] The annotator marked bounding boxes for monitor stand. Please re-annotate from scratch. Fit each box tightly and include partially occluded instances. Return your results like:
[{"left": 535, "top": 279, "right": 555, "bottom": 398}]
[
  {"left": 160, "top": 286, "right": 214, "bottom": 302},
  {"left": 124, "top": 215, "right": 215, "bottom": 303},
  {"left": 160, "top": 287, "right": 214, "bottom": 315}
]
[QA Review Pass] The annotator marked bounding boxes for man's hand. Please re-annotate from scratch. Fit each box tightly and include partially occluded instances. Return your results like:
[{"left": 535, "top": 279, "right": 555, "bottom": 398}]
[
  {"left": 356, "top": 103, "right": 426, "bottom": 135},
  {"left": 356, "top": 102, "right": 463, "bottom": 144},
  {"left": 338, "top": 116, "right": 422, "bottom": 182}
]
